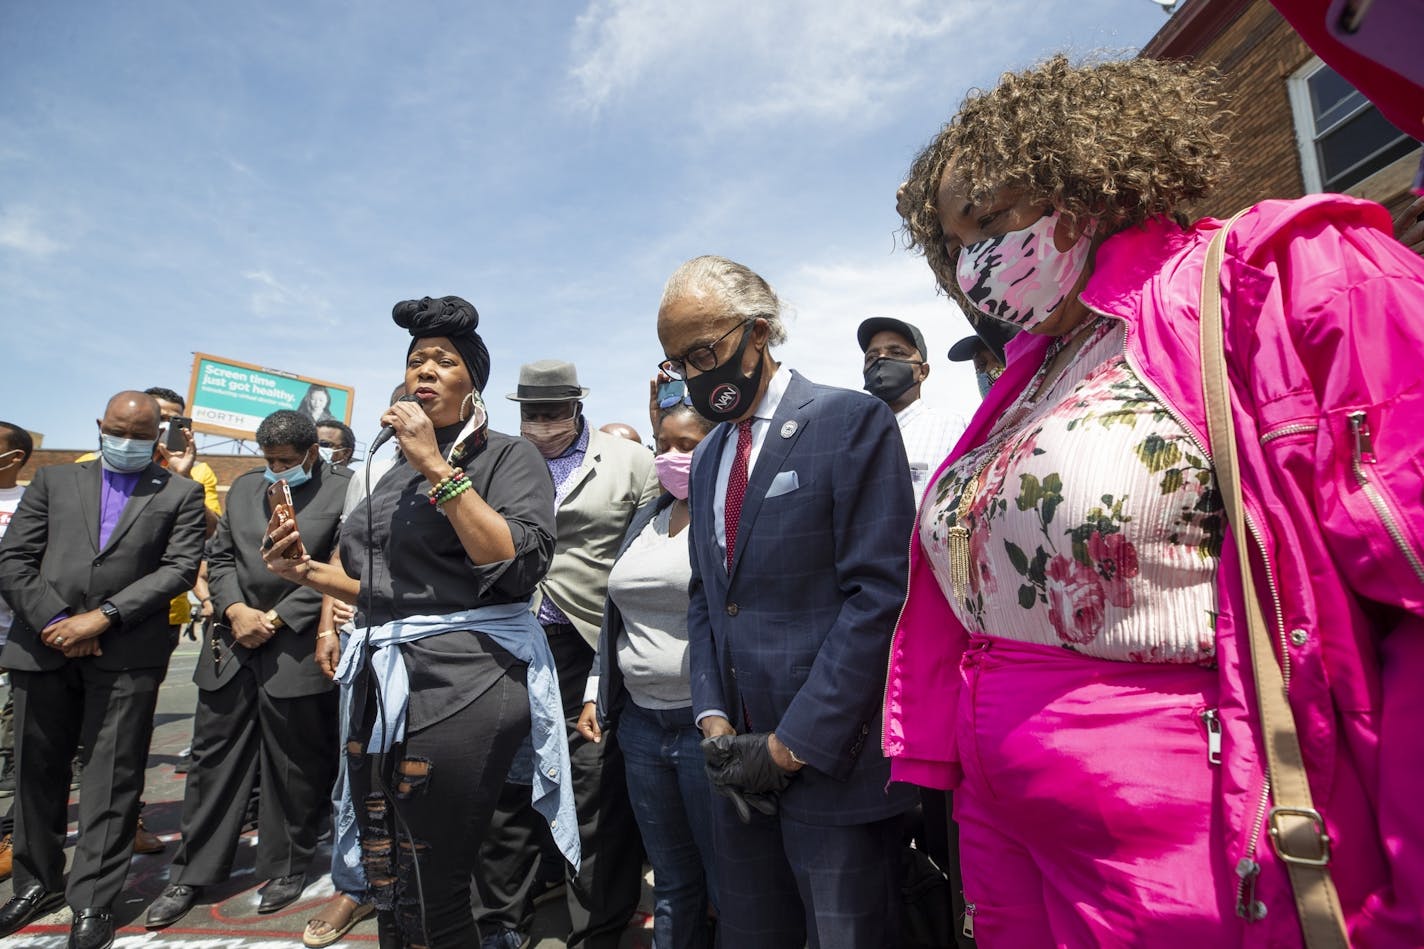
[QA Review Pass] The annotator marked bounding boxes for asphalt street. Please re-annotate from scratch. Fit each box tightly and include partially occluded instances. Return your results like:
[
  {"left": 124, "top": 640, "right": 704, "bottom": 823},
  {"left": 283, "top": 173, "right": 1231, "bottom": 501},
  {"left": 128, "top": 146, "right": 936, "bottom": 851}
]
[{"left": 0, "top": 638, "right": 653, "bottom": 948}]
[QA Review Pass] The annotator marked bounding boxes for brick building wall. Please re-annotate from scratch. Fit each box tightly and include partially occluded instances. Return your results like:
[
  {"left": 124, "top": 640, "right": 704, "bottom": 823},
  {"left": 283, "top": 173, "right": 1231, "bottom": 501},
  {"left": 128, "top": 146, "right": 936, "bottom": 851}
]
[
  {"left": 1147, "top": 0, "right": 1421, "bottom": 222},
  {"left": 17, "top": 450, "right": 266, "bottom": 500},
  {"left": 1189, "top": 2, "right": 1312, "bottom": 218}
]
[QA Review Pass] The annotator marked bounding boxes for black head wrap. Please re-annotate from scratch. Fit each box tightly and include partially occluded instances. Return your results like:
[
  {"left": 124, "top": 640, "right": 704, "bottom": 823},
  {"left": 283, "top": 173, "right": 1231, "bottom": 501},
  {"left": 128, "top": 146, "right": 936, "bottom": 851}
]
[{"left": 392, "top": 296, "right": 491, "bottom": 392}]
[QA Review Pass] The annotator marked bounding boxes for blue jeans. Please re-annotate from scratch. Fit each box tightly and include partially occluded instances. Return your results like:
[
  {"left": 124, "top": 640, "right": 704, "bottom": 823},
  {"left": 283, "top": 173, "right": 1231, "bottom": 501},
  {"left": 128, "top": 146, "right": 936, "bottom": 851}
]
[
  {"left": 618, "top": 701, "right": 717, "bottom": 949},
  {"left": 329, "top": 630, "right": 365, "bottom": 899}
]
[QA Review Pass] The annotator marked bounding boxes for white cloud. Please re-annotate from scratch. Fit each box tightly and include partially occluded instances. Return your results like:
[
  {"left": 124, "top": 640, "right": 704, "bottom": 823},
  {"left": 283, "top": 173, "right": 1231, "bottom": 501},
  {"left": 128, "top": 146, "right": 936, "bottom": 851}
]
[
  {"left": 0, "top": 208, "right": 65, "bottom": 257},
  {"left": 567, "top": 0, "right": 986, "bottom": 128},
  {"left": 242, "top": 269, "right": 335, "bottom": 325},
  {"left": 775, "top": 251, "right": 986, "bottom": 430}
]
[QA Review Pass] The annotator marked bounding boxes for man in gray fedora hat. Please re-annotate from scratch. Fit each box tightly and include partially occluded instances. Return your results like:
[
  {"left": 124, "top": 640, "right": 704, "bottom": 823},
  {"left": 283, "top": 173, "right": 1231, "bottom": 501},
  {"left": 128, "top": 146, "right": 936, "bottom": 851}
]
[{"left": 475, "top": 359, "right": 658, "bottom": 949}]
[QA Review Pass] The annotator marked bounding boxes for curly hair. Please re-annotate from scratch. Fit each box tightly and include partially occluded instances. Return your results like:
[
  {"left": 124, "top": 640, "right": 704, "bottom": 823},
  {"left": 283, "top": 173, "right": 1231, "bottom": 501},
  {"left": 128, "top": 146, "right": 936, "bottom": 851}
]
[{"left": 900, "top": 55, "right": 1229, "bottom": 298}]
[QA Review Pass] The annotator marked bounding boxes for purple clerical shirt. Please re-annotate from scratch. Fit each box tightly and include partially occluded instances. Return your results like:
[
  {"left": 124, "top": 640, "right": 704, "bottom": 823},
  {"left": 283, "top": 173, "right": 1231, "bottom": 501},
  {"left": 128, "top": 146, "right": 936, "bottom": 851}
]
[
  {"left": 99, "top": 468, "right": 142, "bottom": 549},
  {"left": 48, "top": 466, "right": 142, "bottom": 629}
]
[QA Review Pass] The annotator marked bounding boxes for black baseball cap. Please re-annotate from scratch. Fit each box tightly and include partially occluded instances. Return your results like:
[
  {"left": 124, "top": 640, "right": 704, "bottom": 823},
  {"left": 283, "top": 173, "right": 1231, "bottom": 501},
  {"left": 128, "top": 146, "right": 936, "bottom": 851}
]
[
  {"left": 857, "top": 317, "right": 928, "bottom": 361},
  {"left": 948, "top": 318, "right": 1016, "bottom": 365}
]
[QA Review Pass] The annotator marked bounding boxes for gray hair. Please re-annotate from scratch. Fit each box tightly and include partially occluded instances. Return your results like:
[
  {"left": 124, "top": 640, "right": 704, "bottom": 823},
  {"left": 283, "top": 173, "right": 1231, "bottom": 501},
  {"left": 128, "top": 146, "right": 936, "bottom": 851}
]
[{"left": 659, "top": 256, "right": 788, "bottom": 347}]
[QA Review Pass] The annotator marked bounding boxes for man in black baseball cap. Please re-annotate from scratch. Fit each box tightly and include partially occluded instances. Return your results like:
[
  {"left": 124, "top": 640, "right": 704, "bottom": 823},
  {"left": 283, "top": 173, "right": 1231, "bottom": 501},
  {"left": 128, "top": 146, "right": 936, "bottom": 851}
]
[{"left": 856, "top": 317, "right": 961, "bottom": 498}]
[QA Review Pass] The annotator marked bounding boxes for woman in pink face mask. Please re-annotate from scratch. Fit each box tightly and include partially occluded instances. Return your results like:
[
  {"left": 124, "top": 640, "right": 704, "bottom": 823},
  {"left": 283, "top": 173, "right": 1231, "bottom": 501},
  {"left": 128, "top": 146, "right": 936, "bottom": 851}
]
[
  {"left": 576, "top": 395, "right": 719, "bottom": 949},
  {"left": 887, "top": 55, "right": 1424, "bottom": 947}
]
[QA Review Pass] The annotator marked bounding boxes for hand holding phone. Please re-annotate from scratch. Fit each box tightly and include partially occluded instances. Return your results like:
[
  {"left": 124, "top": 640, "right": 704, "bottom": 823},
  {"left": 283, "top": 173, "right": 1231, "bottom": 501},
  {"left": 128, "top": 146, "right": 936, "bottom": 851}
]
[
  {"left": 164, "top": 416, "right": 192, "bottom": 453},
  {"left": 265, "top": 480, "right": 307, "bottom": 561}
]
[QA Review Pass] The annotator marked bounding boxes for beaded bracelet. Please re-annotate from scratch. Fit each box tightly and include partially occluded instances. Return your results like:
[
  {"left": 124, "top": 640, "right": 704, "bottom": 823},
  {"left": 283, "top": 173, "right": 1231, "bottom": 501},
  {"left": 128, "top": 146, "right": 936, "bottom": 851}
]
[
  {"left": 426, "top": 467, "right": 466, "bottom": 501},
  {"left": 424, "top": 464, "right": 464, "bottom": 495},
  {"left": 429, "top": 473, "right": 471, "bottom": 506},
  {"left": 435, "top": 479, "right": 473, "bottom": 507}
]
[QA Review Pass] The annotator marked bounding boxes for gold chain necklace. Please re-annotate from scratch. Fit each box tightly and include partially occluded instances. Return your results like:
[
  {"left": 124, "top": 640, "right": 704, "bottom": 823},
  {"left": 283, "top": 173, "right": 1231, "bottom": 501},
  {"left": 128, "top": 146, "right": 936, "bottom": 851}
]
[{"left": 945, "top": 318, "right": 1105, "bottom": 598}]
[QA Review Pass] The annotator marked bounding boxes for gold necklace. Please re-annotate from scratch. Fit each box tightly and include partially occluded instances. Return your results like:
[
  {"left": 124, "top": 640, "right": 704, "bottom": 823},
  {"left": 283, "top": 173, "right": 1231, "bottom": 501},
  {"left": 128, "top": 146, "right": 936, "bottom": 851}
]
[{"left": 945, "top": 318, "right": 1104, "bottom": 598}]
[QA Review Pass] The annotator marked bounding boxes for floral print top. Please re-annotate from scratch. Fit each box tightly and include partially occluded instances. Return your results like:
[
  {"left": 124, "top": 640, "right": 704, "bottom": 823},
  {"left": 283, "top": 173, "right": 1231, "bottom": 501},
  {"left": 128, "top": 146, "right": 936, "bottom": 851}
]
[{"left": 921, "top": 317, "right": 1224, "bottom": 664}]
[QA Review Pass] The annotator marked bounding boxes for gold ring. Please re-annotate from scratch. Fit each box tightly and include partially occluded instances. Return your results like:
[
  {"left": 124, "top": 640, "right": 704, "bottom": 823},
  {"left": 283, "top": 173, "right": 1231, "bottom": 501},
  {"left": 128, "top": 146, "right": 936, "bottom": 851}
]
[{"left": 54, "top": 636, "right": 66, "bottom": 646}]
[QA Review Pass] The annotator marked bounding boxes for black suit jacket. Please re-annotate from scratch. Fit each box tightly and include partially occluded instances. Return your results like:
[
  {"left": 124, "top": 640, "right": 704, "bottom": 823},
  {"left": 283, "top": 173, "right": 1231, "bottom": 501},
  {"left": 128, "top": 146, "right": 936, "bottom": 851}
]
[
  {"left": 201, "top": 463, "right": 349, "bottom": 699},
  {"left": 0, "top": 460, "right": 206, "bottom": 672}
]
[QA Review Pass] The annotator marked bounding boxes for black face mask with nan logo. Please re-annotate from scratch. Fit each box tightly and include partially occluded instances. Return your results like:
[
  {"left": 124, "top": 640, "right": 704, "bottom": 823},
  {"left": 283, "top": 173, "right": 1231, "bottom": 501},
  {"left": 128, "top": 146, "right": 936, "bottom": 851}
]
[{"left": 685, "top": 323, "right": 766, "bottom": 424}]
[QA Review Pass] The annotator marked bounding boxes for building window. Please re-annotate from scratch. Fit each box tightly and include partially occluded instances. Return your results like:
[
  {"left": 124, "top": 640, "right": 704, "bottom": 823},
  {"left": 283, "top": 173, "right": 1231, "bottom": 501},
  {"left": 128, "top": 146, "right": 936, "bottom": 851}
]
[{"left": 1287, "top": 56, "right": 1417, "bottom": 193}]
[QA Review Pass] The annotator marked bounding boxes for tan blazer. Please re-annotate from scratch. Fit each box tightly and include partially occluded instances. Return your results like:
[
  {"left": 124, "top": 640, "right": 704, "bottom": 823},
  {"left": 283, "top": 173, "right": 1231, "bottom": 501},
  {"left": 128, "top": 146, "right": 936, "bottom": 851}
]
[{"left": 533, "top": 427, "right": 659, "bottom": 647}]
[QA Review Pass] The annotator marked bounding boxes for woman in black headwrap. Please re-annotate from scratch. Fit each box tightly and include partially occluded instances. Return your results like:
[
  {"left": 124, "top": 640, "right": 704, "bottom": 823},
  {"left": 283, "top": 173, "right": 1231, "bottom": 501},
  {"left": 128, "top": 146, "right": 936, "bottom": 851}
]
[{"left": 264, "top": 297, "right": 569, "bottom": 948}]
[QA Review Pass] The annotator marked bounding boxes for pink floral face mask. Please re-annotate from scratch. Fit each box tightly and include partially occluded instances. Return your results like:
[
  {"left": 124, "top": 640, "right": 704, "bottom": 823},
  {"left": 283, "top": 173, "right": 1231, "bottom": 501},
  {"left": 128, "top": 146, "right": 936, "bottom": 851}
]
[{"left": 955, "top": 210, "right": 1094, "bottom": 330}]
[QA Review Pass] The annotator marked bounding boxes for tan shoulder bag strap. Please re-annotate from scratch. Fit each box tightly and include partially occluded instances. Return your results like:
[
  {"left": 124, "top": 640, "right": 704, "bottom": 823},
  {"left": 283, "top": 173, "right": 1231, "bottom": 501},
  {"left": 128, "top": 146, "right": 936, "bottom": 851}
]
[{"left": 1200, "top": 213, "right": 1350, "bottom": 948}]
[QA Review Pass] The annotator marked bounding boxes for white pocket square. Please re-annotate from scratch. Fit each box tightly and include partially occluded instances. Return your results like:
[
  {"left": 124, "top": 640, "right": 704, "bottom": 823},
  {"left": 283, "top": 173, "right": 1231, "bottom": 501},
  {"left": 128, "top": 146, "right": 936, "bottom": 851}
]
[{"left": 766, "top": 470, "right": 800, "bottom": 499}]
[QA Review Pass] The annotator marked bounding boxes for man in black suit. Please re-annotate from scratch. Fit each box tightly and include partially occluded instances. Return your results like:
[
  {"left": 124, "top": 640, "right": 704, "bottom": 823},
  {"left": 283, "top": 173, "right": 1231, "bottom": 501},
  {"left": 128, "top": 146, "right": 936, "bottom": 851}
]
[
  {"left": 0, "top": 391, "right": 206, "bottom": 949},
  {"left": 658, "top": 257, "right": 917, "bottom": 949},
  {"left": 147, "top": 410, "right": 349, "bottom": 928}
]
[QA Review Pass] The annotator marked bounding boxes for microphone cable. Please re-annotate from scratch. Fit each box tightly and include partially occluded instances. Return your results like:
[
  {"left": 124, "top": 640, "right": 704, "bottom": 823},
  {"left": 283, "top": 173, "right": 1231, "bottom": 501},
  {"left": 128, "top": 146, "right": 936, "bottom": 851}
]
[{"left": 361, "top": 432, "right": 431, "bottom": 943}]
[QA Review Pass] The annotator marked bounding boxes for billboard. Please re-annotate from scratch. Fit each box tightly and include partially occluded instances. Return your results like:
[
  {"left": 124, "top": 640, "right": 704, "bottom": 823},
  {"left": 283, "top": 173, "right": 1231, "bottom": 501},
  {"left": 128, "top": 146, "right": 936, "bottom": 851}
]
[{"left": 186, "top": 352, "right": 354, "bottom": 439}]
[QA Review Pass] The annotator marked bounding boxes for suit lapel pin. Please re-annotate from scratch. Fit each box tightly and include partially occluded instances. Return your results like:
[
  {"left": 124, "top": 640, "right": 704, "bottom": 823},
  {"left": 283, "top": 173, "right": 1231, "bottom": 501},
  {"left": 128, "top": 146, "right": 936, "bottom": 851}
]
[{"left": 780, "top": 420, "right": 798, "bottom": 439}]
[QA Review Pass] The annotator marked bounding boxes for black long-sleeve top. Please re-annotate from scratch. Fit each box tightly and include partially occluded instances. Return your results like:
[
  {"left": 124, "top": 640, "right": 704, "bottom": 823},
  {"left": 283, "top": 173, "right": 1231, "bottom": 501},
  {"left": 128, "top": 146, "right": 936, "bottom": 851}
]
[{"left": 340, "top": 423, "right": 556, "bottom": 729}]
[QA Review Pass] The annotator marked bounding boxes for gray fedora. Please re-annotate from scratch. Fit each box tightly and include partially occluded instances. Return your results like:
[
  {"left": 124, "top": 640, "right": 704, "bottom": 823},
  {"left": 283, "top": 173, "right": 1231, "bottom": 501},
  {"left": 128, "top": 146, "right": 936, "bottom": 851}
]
[{"left": 506, "top": 359, "right": 591, "bottom": 402}]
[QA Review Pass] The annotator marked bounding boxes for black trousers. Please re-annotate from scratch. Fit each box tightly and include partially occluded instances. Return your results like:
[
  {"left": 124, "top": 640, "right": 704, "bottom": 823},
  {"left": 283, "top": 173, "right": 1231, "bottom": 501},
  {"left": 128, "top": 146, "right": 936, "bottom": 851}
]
[
  {"left": 171, "top": 664, "right": 338, "bottom": 885},
  {"left": 11, "top": 662, "right": 162, "bottom": 909},
  {"left": 352, "top": 665, "right": 529, "bottom": 949},
  {"left": 474, "top": 626, "right": 645, "bottom": 948}
]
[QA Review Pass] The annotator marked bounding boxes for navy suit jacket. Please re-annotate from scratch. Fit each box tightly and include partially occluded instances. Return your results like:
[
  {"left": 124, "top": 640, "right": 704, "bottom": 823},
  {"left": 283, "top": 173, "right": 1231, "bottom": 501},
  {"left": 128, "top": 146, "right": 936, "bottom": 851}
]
[{"left": 687, "top": 370, "right": 917, "bottom": 825}]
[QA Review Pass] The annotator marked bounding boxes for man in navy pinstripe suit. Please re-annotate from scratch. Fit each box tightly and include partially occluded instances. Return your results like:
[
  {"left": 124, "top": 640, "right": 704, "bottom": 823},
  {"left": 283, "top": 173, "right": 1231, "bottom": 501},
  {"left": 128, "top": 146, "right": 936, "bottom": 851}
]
[{"left": 656, "top": 256, "right": 917, "bottom": 949}]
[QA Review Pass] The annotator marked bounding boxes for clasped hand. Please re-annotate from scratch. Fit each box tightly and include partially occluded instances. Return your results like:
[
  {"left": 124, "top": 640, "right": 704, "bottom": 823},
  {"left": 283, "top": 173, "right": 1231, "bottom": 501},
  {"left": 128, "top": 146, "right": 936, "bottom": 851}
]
[
  {"left": 41, "top": 610, "right": 109, "bottom": 659},
  {"left": 701, "top": 732, "right": 796, "bottom": 824},
  {"left": 226, "top": 603, "right": 274, "bottom": 648}
]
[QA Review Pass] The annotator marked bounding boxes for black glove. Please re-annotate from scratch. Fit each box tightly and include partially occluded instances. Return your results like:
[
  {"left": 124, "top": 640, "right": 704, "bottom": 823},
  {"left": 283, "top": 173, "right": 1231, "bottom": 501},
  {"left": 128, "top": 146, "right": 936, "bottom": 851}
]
[{"left": 701, "top": 733, "right": 795, "bottom": 824}]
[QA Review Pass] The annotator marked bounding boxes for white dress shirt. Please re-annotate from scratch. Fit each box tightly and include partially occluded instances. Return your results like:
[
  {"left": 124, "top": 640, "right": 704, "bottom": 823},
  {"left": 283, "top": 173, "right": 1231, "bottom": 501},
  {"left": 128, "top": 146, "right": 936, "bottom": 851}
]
[
  {"left": 697, "top": 364, "right": 791, "bottom": 727},
  {"left": 894, "top": 398, "right": 963, "bottom": 501},
  {"left": 712, "top": 364, "right": 792, "bottom": 562}
]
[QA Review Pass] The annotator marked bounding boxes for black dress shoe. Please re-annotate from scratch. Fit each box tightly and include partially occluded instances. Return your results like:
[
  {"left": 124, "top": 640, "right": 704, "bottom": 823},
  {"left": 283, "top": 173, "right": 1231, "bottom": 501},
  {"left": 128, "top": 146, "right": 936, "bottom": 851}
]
[
  {"left": 0, "top": 882, "right": 66, "bottom": 936},
  {"left": 68, "top": 908, "right": 114, "bottom": 949},
  {"left": 257, "top": 873, "right": 305, "bottom": 914},
  {"left": 145, "top": 883, "right": 201, "bottom": 929}
]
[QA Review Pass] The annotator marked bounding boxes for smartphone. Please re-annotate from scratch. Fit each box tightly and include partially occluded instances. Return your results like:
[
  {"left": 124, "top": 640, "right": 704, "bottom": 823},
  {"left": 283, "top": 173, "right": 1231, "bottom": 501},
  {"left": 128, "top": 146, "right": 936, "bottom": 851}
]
[
  {"left": 164, "top": 416, "right": 192, "bottom": 452},
  {"left": 264, "top": 480, "right": 307, "bottom": 561},
  {"left": 657, "top": 380, "right": 688, "bottom": 408}
]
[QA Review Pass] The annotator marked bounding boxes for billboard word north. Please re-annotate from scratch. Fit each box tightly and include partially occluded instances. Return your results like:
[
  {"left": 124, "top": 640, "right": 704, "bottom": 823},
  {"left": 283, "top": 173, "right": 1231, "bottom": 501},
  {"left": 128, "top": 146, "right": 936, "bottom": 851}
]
[{"left": 187, "top": 352, "right": 354, "bottom": 439}]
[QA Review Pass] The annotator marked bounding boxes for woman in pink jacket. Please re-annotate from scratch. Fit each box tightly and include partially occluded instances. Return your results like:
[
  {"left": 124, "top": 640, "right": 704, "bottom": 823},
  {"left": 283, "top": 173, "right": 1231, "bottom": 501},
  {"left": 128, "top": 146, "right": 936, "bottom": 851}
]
[{"left": 886, "top": 55, "right": 1424, "bottom": 947}]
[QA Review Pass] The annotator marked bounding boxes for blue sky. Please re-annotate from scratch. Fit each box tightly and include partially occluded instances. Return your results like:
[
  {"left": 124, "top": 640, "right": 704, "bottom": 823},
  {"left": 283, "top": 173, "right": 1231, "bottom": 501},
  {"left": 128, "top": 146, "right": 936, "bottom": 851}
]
[{"left": 1, "top": 1, "right": 1175, "bottom": 454}]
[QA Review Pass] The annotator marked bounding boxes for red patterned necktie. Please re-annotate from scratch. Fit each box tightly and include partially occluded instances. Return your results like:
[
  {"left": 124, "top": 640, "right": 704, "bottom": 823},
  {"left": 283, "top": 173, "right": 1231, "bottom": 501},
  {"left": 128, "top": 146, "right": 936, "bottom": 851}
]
[{"left": 724, "top": 419, "right": 753, "bottom": 570}]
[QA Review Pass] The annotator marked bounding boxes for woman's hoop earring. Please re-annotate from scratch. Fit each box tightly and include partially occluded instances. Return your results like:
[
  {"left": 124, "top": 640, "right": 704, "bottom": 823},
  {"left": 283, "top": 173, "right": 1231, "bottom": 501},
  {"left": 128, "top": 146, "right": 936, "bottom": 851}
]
[{"left": 459, "top": 392, "right": 475, "bottom": 422}]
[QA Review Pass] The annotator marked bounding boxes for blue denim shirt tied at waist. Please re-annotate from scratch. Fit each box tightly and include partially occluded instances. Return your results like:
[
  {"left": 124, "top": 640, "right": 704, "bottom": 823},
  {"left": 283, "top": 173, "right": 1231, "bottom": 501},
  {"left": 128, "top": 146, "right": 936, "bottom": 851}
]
[{"left": 334, "top": 601, "right": 580, "bottom": 869}]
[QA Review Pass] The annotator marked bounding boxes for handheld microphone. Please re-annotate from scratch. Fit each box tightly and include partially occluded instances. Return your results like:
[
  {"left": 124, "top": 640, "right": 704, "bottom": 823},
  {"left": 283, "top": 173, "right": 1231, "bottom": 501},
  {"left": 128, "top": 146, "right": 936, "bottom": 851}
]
[{"left": 368, "top": 393, "right": 422, "bottom": 453}]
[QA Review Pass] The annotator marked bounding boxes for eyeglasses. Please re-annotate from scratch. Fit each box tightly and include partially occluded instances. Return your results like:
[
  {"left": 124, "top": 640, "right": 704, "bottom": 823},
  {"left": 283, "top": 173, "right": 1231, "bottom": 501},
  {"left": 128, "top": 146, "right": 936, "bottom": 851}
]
[
  {"left": 658, "top": 319, "right": 752, "bottom": 379},
  {"left": 658, "top": 391, "right": 693, "bottom": 409}
]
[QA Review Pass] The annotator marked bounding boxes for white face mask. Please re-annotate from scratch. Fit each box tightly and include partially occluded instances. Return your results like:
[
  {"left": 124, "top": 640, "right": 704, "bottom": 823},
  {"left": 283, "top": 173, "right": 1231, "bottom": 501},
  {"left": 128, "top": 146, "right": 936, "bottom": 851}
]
[{"left": 956, "top": 210, "right": 1094, "bottom": 330}]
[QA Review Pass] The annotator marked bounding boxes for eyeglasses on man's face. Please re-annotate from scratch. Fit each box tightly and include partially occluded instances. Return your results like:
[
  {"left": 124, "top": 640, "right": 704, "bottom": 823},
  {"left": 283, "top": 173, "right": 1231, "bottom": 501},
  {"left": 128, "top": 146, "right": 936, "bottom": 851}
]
[{"left": 658, "top": 319, "right": 753, "bottom": 380}]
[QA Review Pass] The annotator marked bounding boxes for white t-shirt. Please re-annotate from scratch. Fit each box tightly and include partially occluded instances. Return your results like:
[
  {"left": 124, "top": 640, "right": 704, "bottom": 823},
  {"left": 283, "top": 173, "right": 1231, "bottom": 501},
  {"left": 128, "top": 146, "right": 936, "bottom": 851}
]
[{"left": 0, "top": 485, "right": 26, "bottom": 646}]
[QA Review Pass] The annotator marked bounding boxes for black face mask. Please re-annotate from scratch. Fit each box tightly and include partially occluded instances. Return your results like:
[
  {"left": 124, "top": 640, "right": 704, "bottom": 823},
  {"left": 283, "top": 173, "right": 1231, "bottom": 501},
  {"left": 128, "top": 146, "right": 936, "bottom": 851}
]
[
  {"left": 862, "top": 358, "right": 920, "bottom": 405},
  {"left": 686, "top": 324, "right": 765, "bottom": 423}
]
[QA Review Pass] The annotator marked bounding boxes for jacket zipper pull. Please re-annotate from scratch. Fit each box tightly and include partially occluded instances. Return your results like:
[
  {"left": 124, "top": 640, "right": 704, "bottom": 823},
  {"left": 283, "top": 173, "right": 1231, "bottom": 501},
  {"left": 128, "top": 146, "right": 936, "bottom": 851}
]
[
  {"left": 1348, "top": 410, "right": 1376, "bottom": 465},
  {"left": 1235, "top": 858, "right": 1266, "bottom": 921},
  {"left": 1201, "top": 708, "right": 1222, "bottom": 765},
  {"left": 962, "top": 902, "right": 976, "bottom": 938}
]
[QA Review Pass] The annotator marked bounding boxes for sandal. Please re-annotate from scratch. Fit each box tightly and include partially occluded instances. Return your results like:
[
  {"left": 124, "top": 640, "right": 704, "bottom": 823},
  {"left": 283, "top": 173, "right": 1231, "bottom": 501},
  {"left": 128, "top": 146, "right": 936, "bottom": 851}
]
[{"left": 303, "top": 894, "right": 374, "bottom": 948}]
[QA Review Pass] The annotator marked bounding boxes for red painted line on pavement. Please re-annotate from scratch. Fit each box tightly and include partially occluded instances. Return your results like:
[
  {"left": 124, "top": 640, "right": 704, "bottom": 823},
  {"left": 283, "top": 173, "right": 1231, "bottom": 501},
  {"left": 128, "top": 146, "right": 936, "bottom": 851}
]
[{"left": 15, "top": 923, "right": 379, "bottom": 940}]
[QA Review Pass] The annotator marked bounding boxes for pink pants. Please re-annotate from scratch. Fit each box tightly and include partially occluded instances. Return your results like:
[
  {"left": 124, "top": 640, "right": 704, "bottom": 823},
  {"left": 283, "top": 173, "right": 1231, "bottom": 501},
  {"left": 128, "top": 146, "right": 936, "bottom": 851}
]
[{"left": 954, "top": 636, "right": 1250, "bottom": 948}]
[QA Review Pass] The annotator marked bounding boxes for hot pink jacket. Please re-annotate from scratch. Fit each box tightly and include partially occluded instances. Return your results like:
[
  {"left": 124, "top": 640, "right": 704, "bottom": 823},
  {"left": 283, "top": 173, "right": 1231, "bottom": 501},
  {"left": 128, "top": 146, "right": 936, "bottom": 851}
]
[{"left": 883, "top": 194, "right": 1424, "bottom": 946}]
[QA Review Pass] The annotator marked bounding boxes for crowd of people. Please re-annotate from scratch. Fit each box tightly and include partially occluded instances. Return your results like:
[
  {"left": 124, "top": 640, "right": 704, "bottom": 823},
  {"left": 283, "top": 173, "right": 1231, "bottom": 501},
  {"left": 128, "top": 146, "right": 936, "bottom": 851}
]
[{"left": 1, "top": 47, "right": 1424, "bottom": 949}]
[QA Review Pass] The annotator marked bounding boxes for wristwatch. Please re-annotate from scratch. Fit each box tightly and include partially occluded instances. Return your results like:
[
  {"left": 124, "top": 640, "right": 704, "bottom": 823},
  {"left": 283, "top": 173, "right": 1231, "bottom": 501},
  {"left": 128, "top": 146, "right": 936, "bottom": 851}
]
[
  {"left": 99, "top": 601, "right": 121, "bottom": 629},
  {"left": 264, "top": 609, "right": 285, "bottom": 630}
]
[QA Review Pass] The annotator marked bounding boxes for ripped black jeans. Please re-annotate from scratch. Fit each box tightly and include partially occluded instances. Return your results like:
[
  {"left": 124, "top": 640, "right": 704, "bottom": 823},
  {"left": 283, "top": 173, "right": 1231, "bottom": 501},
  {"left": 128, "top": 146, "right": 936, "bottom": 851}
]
[{"left": 350, "top": 665, "right": 530, "bottom": 948}]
